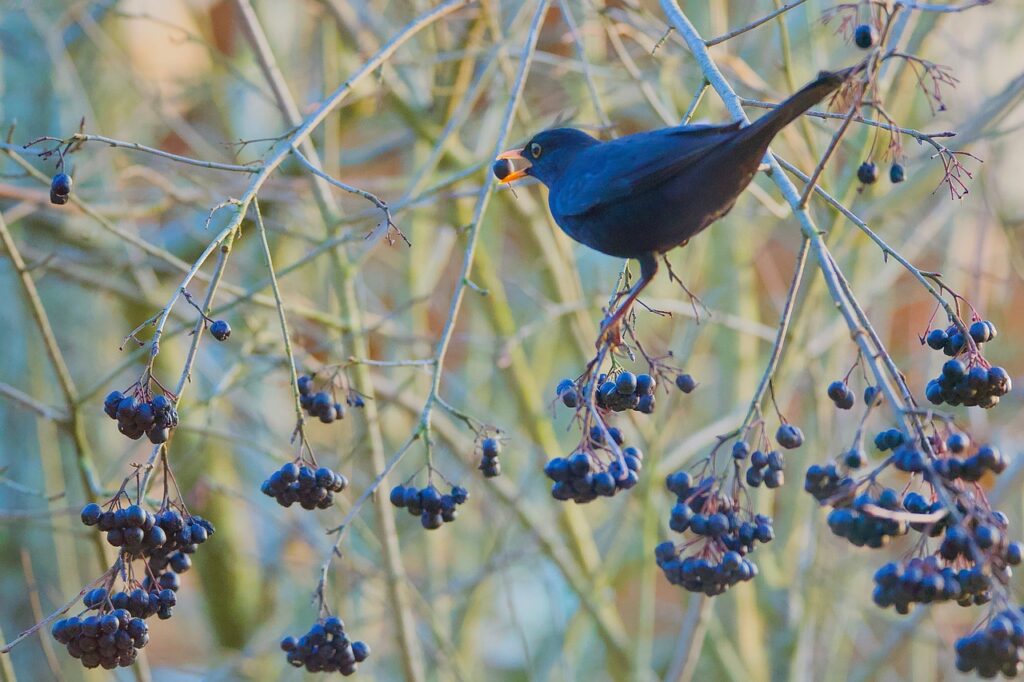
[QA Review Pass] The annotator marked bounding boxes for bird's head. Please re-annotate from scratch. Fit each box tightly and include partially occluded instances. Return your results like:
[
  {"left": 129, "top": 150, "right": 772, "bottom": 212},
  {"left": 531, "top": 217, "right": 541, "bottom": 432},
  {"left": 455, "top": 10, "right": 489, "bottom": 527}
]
[{"left": 495, "top": 128, "right": 600, "bottom": 187}]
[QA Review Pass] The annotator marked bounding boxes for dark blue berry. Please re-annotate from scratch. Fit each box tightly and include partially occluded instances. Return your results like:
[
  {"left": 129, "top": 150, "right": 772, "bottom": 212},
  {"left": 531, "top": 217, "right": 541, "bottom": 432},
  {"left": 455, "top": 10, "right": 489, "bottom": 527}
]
[
  {"left": 857, "top": 161, "right": 878, "bottom": 184},
  {"left": 853, "top": 23, "right": 877, "bottom": 48},
  {"left": 209, "top": 320, "right": 231, "bottom": 341}
]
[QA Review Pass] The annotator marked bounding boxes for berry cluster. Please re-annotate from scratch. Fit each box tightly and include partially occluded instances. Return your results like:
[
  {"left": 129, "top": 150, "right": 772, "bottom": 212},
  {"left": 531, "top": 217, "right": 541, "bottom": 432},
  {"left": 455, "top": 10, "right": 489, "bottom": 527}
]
[
  {"left": 556, "top": 370, "right": 667, "bottom": 415},
  {"left": 825, "top": 488, "right": 908, "bottom": 548},
  {"left": 741, "top": 446, "right": 785, "bottom": 488},
  {"left": 658, "top": 471, "right": 774, "bottom": 595},
  {"left": 50, "top": 172, "right": 72, "bottom": 205},
  {"left": 478, "top": 437, "right": 502, "bottom": 478},
  {"left": 298, "top": 375, "right": 357, "bottom": 424},
  {"left": 923, "top": 320, "right": 1011, "bottom": 409},
  {"left": 281, "top": 617, "right": 370, "bottom": 675},
  {"left": 543, "top": 426, "right": 641, "bottom": 503},
  {"left": 925, "top": 357, "right": 1011, "bottom": 409},
  {"left": 261, "top": 462, "right": 348, "bottom": 510},
  {"left": 389, "top": 483, "right": 469, "bottom": 529},
  {"left": 926, "top": 320, "right": 997, "bottom": 357},
  {"left": 873, "top": 555, "right": 1003, "bottom": 614},
  {"left": 803, "top": 463, "right": 856, "bottom": 504},
  {"left": 856, "top": 161, "right": 905, "bottom": 185},
  {"left": 955, "top": 610, "right": 1024, "bottom": 677},
  {"left": 51, "top": 605, "right": 148, "bottom": 670},
  {"left": 930, "top": 440, "right": 1007, "bottom": 482},
  {"left": 103, "top": 390, "right": 178, "bottom": 444},
  {"left": 80, "top": 502, "right": 213, "bottom": 559},
  {"left": 827, "top": 380, "right": 856, "bottom": 409},
  {"left": 596, "top": 371, "right": 656, "bottom": 414},
  {"left": 84, "top": 584, "right": 176, "bottom": 622}
]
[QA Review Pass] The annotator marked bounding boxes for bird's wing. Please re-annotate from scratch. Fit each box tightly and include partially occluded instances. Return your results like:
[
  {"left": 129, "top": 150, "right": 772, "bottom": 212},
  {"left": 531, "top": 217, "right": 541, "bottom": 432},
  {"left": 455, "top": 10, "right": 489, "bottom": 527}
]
[{"left": 552, "top": 122, "right": 742, "bottom": 218}]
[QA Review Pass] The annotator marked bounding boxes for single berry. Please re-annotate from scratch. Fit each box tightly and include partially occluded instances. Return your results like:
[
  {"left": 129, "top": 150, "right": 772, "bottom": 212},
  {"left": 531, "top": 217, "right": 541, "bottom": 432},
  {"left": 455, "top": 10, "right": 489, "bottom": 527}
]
[
  {"left": 844, "top": 449, "right": 865, "bottom": 469},
  {"left": 853, "top": 23, "right": 877, "bottom": 49},
  {"left": 481, "top": 437, "right": 501, "bottom": 458},
  {"left": 674, "top": 374, "right": 697, "bottom": 393},
  {"left": 50, "top": 173, "right": 73, "bottom": 205},
  {"left": 857, "top": 161, "right": 878, "bottom": 185},
  {"left": 775, "top": 424, "right": 804, "bottom": 450},
  {"left": 209, "top": 320, "right": 231, "bottom": 341},
  {"left": 492, "top": 159, "right": 514, "bottom": 181},
  {"left": 889, "top": 163, "right": 905, "bottom": 183},
  {"left": 615, "top": 372, "right": 637, "bottom": 395},
  {"left": 969, "top": 320, "right": 992, "bottom": 344},
  {"left": 925, "top": 328, "right": 948, "bottom": 350},
  {"left": 81, "top": 503, "right": 103, "bottom": 526}
]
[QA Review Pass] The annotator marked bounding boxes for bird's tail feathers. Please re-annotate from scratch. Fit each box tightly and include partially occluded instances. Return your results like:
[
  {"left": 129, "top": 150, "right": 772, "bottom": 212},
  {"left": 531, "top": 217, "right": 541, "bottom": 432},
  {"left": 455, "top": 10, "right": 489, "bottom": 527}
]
[{"left": 736, "top": 65, "right": 859, "bottom": 147}]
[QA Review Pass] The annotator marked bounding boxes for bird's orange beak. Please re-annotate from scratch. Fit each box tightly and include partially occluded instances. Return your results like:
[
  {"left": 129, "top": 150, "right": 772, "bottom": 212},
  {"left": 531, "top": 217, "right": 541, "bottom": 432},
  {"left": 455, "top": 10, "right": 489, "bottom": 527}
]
[{"left": 495, "top": 148, "right": 531, "bottom": 183}]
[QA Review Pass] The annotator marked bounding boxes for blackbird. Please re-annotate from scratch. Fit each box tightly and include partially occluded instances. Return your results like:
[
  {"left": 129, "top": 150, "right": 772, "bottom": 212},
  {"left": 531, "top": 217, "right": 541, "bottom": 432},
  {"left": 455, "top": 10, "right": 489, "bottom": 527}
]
[{"left": 496, "top": 67, "right": 855, "bottom": 338}]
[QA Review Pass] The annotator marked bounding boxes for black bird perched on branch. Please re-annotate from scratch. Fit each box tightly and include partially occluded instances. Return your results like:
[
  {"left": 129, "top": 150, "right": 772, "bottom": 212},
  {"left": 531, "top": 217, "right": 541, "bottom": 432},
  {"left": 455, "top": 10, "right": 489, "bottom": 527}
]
[{"left": 495, "top": 66, "right": 857, "bottom": 341}]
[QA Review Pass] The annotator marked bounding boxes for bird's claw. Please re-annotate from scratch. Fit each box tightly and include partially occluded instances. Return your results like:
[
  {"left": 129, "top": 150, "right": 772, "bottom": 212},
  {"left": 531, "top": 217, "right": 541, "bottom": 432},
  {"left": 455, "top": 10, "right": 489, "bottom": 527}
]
[{"left": 597, "top": 315, "right": 624, "bottom": 349}]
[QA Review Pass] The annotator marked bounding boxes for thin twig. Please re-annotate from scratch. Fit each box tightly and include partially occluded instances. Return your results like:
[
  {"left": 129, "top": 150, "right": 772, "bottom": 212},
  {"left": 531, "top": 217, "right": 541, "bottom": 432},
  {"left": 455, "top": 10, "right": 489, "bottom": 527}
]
[{"left": 705, "top": 0, "right": 810, "bottom": 47}]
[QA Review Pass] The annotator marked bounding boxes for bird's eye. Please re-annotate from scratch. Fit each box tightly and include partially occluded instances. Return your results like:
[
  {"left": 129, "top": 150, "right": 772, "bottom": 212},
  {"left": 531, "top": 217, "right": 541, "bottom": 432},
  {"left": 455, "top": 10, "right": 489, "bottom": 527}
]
[{"left": 529, "top": 142, "right": 543, "bottom": 158}]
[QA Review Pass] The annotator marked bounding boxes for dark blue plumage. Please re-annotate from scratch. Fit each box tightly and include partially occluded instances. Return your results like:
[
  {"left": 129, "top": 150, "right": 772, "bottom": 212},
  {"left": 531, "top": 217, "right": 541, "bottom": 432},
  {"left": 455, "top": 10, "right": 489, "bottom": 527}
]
[{"left": 496, "top": 67, "right": 854, "bottom": 338}]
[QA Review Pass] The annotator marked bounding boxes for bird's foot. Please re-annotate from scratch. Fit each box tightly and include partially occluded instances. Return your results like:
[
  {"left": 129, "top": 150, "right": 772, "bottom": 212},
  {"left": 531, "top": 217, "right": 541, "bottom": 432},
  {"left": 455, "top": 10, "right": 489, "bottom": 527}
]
[{"left": 596, "top": 317, "right": 623, "bottom": 349}]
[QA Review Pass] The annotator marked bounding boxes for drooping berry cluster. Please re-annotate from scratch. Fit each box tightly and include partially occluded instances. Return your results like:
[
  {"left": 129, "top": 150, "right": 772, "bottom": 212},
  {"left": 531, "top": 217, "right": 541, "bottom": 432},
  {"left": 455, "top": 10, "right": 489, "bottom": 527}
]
[
  {"left": 51, "top": 604, "right": 148, "bottom": 670},
  {"left": 556, "top": 370, "right": 661, "bottom": 414},
  {"left": 925, "top": 357, "right": 1011, "bottom": 409},
  {"left": 477, "top": 437, "right": 502, "bottom": 478},
  {"left": 596, "top": 372, "right": 655, "bottom": 413},
  {"left": 931, "top": 440, "right": 1007, "bottom": 482},
  {"left": 543, "top": 426, "right": 641, "bottom": 503},
  {"left": 827, "top": 380, "right": 856, "bottom": 409},
  {"left": 103, "top": 389, "right": 178, "bottom": 443},
  {"left": 825, "top": 488, "right": 908, "bottom": 548},
  {"left": 657, "top": 471, "right": 774, "bottom": 595},
  {"left": 389, "top": 483, "right": 469, "bottom": 529},
  {"left": 923, "top": 320, "right": 1011, "bottom": 409},
  {"left": 83, "top": 584, "right": 176, "bottom": 622},
  {"left": 261, "top": 462, "right": 348, "bottom": 510},
  {"left": 926, "top": 320, "right": 998, "bottom": 357},
  {"left": 297, "top": 374, "right": 365, "bottom": 425},
  {"left": 80, "top": 502, "right": 213, "bottom": 560},
  {"left": 872, "top": 554, "right": 1006, "bottom": 614},
  {"left": 281, "top": 617, "right": 370, "bottom": 675},
  {"left": 738, "top": 444, "right": 785, "bottom": 489},
  {"left": 804, "top": 463, "right": 856, "bottom": 504},
  {"left": 806, "top": 407, "right": 1024, "bottom": 674},
  {"left": 955, "top": 610, "right": 1024, "bottom": 677}
]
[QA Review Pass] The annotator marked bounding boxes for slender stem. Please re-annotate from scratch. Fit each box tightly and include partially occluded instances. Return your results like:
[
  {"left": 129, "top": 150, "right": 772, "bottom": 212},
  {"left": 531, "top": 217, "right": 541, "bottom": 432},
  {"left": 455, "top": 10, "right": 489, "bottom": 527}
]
[
  {"left": 704, "top": 0, "right": 809, "bottom": 47},
  {"left": 252, "top": 199, "right": 305, "bottom": 434},
  {"left": 63, "top": 134, "right": 260, "bottom": 172}
]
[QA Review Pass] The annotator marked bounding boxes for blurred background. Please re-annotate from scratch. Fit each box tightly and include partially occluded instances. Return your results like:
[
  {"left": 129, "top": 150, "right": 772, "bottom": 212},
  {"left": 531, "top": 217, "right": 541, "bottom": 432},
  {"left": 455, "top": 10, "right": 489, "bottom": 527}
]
[{"left": 1, "top": 0, "right": 1023, "bottom": 680}]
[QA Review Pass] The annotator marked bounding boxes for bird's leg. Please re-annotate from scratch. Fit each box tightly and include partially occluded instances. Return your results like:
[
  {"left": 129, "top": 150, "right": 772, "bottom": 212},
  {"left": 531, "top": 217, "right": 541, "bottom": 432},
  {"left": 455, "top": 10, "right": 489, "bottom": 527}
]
[{"left": 598, "top": 253, "right": 658, "bottom": 348}]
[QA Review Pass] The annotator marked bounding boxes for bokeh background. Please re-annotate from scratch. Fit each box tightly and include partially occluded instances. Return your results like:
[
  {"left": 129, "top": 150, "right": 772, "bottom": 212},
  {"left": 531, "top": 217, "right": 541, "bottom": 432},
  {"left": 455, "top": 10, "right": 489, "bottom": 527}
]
[{"left": 1, "top": 0, "right": 1023, "bottom": 680}]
